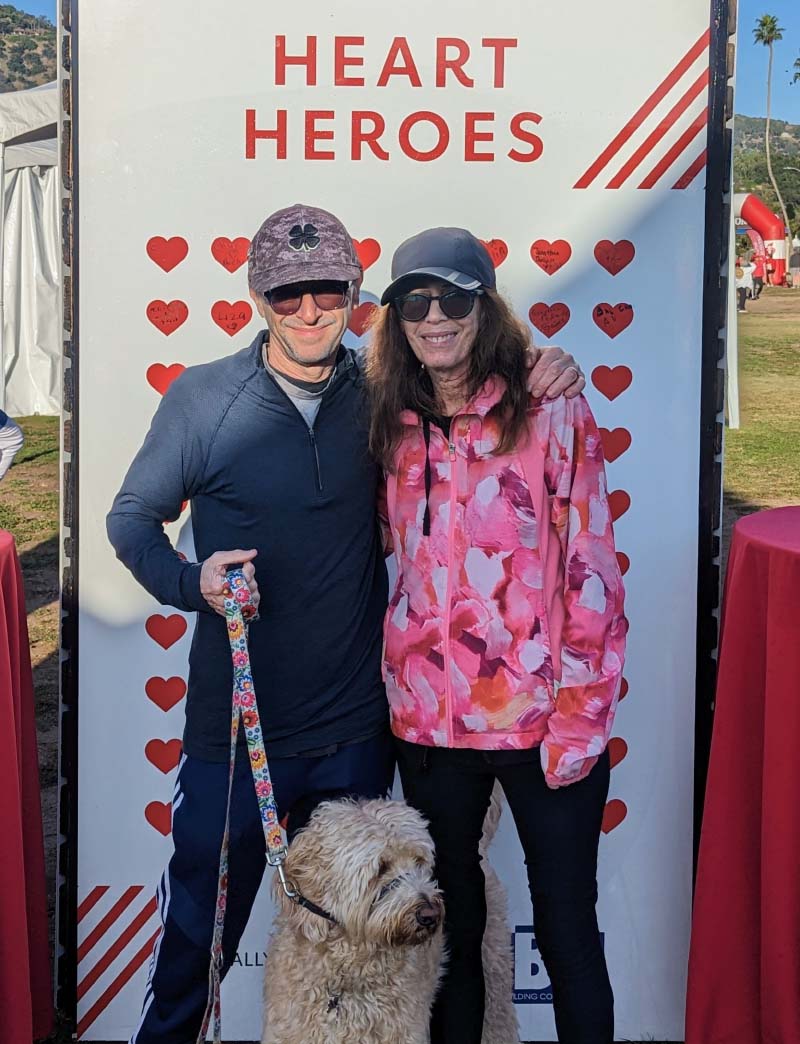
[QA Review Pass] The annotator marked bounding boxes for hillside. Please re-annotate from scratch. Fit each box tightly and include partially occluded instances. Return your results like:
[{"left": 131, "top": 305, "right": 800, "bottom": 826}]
[
  {"left": 0, "top": 4, "right": 55, "bottom": 92},
  {"left": 734, "top": 114, "right": 800, "bottom": 231}
]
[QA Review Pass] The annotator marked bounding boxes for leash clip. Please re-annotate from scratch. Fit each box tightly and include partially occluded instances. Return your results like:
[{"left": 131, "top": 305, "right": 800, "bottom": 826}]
[{"left": 276, "top": 862, "right": 300, "bottom": 901}]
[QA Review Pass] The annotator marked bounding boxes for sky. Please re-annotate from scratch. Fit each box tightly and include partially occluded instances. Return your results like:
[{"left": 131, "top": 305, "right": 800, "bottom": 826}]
[
  {"left": 736, "top": 0, "right": 799, "bottom": 121},
  {"left": 13, "top": 0, "right": 800, "bottom": 124}
]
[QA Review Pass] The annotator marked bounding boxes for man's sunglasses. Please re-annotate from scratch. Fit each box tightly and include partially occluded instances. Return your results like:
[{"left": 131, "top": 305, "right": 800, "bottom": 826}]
[
  {"left": 395, "top": 288, "right": 483, "bottom": 323},
  {"left": 266, "top": 280, "right": 350, "bottom": 316}
]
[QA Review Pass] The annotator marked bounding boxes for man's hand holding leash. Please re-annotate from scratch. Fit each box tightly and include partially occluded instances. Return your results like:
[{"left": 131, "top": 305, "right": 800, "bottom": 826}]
[{"left": 200, "top": 548, "right": 259, "bottom": 617}]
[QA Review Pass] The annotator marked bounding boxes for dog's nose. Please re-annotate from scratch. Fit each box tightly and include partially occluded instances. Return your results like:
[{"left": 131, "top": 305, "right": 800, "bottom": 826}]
[{"left": 415, "top": 904, "right": 441, "bottom": 929}]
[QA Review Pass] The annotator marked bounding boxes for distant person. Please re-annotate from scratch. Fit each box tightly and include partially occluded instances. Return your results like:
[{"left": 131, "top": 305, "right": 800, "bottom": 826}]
[
  {"left": 0, "top": 411, "right": 23, "bottom": 483},
  {"left": 765, "top": 244, "right": 775, "bottom": 286},
  {"left": 752, "top": 252, "right": 765, "bottom": 299},
  {"left": 789, "top": 247, "right": 800, "bottom": 287},
  {"left": 735, "top": 258, "right": 754, "bottom": 313}
]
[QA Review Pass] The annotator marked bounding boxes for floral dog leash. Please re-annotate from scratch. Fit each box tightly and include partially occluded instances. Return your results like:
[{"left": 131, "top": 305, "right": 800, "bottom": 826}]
[{"left": 197, "top": 568, "right": 334, "bottom": 1044}]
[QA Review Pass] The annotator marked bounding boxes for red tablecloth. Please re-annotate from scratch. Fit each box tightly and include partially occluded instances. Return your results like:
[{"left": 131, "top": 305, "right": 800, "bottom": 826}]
[
  {"left": 686, "top": 506, "right": 800, "bottom": 1044},
  {"left": 0, "top": 530, "right": 52, "bottom": 1041}
]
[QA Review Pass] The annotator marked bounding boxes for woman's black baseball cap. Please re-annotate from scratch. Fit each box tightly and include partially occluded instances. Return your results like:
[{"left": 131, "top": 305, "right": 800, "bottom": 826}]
[{"left": 380, "top": 227, "right": 496, "bottom": 305}]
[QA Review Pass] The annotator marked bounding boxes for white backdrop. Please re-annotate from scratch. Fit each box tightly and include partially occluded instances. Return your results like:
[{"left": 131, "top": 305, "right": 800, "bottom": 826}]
[{"left": 75, "top": 3, "right": 713, "bottom": 1039}]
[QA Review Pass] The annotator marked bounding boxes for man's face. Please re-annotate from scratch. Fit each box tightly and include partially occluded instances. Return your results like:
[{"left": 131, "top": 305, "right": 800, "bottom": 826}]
[{"left": 250, "top": 280, "right": 355, "bottom": 371}]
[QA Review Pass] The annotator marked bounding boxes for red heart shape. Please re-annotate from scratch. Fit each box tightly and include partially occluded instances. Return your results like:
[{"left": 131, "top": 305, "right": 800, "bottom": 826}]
[
  {"left": 594, "top": 240, "right": 635, "bottom": 276},
  {"left": 616, "top": 552, "right": 630, "bottom": 576},
  {"left": 352, "top": 238, "right": 381, "bottom": 272},
  {"left": 599, "top": 427, "right": 632, "bottom": 463},
  {"left": 145, "top": 614, "right": 187, "bottom": 650},
  {"left": 211, "top": 236, "right": 250, "bottom": 273},
  {"left": 146, "top": 300, "right": 189, "bottom": 337},
  {"left": 530, "top": 239, "right": 572, "bottom": 275},
  {"left": 601, "top": 799, "right": 627, "bottom": 834},
  {"left": 528, "top": 302, "right": 570, "bottom": 339},
  {"left": 145, "top": 738, "right": 183, "bottom": 774},
  {"left": 146, "top": 237, "right": 188, "bottom": 273},
  {"left": 480, "top": 238, "right": 509, "bottom": 268},
  {"left": 619, "top": 677, "right": 629, "bottom": 701},
  {"left": 348, "top": 302, "right": 378, "bottom": 337},
  {"left": 145, "top": 676, "right": 187, "bottom": 712},
  {"left": 608, "top": 490, "right": 631, "bottom": 522},
  {"left": 145, "top": 801, "right": 172, "bottom": 836},
  {"left": 211, "top": 300, "right": 253, "bottom": 337},
  {"left": 592, "top": 302, "right": 634, "bottom": 338},
  {"left": 608, "top": 737, "right": 628, "bottom": 769},
  {"left": 146, "top": 363, "right": 186, "bottom": 396},
  {"left": 591, "top": 365, "right": 633, "bottom": 401}
]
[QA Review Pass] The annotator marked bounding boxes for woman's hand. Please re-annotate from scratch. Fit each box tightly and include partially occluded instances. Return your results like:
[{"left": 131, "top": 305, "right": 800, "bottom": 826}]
[{"left": 526, "top": 346, "right": 585, "bottom": 399}]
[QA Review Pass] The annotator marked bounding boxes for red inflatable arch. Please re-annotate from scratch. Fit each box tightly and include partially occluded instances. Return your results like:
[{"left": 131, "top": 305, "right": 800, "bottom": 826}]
[{"left": 734, "top": 192, "right": 787, "bottom": 282}]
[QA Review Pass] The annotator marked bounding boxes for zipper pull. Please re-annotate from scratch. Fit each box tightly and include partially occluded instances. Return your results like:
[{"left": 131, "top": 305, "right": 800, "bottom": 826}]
[{"left": 448, "top": 441, "right": 456, "bottom": 461}]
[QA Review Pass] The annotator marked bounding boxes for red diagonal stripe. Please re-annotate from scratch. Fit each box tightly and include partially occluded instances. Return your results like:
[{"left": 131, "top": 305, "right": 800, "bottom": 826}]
[
  {"left": 574, "top": 28, "right": 710, "bottom": 188},
  {"left": 77, "top": 886, "right": 109, "bottom": 923},
  {"left": 77, "top": 896, "right": 159, "bottom": 1000},
  {"left": 76, "top": 928, "right": 160, "bottom": 1038},
  {"left": 638, "top": 108, "right": 708, "bottom": 189},
  {"left": 606, "top": 68, "right": 709, "bottom": 188},
  {"left": 77, "top": 885, "right": 144, "bottom": 961},
  {"left": 672, "top": 148, "right": 708, "bottom": 189}
]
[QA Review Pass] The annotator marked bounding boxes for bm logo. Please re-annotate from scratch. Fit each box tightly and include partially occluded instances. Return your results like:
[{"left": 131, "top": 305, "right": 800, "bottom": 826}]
[{"left": 512, "top": 926, "right": 605, "bottom": 1004}]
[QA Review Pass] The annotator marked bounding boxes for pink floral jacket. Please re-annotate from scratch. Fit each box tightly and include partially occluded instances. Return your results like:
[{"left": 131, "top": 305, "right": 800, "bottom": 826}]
[{"left": 382, "top": 379, "right": 627, "bottom": 788}]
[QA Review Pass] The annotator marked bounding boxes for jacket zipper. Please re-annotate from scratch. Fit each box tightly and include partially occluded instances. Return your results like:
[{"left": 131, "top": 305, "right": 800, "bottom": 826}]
[
  {"left": 443, "top": 430, "right": 458, "bottom": 747},
  {"left": 308, "top": 428, "right": 323, "bottom": 492}
]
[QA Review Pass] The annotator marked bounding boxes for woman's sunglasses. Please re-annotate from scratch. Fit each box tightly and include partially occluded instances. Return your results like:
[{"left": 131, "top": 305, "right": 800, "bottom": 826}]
[
  {"left": 266, "top": 280, "right": 350, "bottom": 316},
  {"left": 395, "top": 288, "right": 483, "bottom": 323}
]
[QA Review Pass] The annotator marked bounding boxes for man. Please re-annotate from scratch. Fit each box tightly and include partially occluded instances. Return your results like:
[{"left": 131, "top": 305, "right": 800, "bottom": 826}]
[
  {"left": 789, "top": 245, "right": 800, "bottom": 288},
  {"left": 107, "top": 203, "right": 584, "bottom": 1044}
]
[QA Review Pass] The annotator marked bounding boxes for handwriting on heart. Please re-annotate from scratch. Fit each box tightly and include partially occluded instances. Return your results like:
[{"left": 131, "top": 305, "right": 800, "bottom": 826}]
[
  {"left": 529, "top": 302, "right": 570, "bottom": 339},
  {"left": 145, "top": 739, "right": 183, "bottom": 774},
  {"left": 145, "top": 676, "right": 187, "bottom": 712},
  {"left": 211, "top": 300, "right": 253, "bottom": 336},
  {"left": 147, "top": 300, "right": 188, "bottom": 336},
  {"left": 348, "top": 302, "right": 378, "bottom": 338},
  {"left": 530, "top": 239, "right": 572, "bottom": 275},
  {"left": 616, "top": 552, "right": 630, "bottom": 576},
  {"left": 594, "top": 240, "right": 635, "bottom": 276},
  {"left": 602, "top": 799, "right": 627, "bottom": 834},
  {"left": 593, "top": 303, "right": 634, "bottom": 338},
  {"left": 352, "top": 238, "right": 381, "bottom": 271},
  {"left": 480, "top": 239, "right": 509, "bottom": 268},
  {"left": 608, "top": 737, "right": 628, "bottom": 769},
  {"left": 146, "top": 363, "right": 186, "bottom": 396},
  {"left": 146, "top": 237, "right": 188, "bottom": 273},
  {"left": 608, "top": 490, "right": 631, "bottom": 522},
  {"left": 145, "top": 614, "right": 188, "bottom": 649},
  {"left": 211, "top": 237, "right": 250, "bottom": 273},
  {"left": 592, "top": 365, "right": 633, "bottom": 401},
  {"left": 599, "top": 427, "right": 632, "bottom": 463},
  {"left": 145, "top": 801, "right": 172, "bottom": 836}
]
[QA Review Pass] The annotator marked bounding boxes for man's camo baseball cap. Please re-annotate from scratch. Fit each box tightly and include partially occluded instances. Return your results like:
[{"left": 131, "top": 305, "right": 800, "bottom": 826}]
[{"left": 248, "top": 203, "right": 362, "bottom": 293}]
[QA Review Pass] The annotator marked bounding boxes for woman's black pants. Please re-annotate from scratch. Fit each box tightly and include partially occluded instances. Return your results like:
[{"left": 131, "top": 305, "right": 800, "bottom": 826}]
[{"left": 396, "top": 739, "right": 613, "bottom": 1044}]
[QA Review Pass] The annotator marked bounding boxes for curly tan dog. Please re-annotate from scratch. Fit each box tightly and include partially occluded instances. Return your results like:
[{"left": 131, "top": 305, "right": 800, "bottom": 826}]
[{"left": 263, "top": 798, "right": 444, "bottom": 1044}]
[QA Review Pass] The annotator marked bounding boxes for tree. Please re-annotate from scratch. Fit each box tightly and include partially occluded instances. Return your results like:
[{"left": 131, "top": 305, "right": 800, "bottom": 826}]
[
  {"left": 753, "top": 15, "right": 791, "bottom": 246},
  {"left": 794, "top": 56, "right": 800, "bottom": 84}
]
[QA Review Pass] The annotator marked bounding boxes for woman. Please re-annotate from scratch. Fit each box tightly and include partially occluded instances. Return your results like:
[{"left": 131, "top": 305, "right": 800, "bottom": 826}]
[{"left": 367, "top": 227, "right": 627, "bottom": 1044}]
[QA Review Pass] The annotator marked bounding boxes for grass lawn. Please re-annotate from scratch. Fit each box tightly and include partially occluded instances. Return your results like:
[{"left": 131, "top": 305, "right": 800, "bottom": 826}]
[
  {"left": 2, "top": 287, "right": 797, "bottom": 1043},
  {"left": 724, "top": 287, "right": 800, "bottom": 519}
]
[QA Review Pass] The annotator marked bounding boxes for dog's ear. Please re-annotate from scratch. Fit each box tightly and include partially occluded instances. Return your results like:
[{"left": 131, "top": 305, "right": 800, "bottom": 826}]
[{"left": 275, "top": 833, "right": 335, "bottom": 944}]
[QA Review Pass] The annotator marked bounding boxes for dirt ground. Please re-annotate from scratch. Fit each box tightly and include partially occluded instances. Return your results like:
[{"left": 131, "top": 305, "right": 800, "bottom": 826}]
[{"left": 5, "top": 286, "right": 798, "bottom": 1041}]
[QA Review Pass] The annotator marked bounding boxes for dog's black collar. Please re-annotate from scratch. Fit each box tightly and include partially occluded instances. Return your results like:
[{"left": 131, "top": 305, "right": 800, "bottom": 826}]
[{"left": 293, "top": 891, "right": 338, "bottom": 925}]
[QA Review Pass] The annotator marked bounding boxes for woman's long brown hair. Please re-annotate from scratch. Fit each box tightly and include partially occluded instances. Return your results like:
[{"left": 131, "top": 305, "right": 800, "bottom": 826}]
[{"left": 366, "top": 289, "right": 532, "bottom": 471}]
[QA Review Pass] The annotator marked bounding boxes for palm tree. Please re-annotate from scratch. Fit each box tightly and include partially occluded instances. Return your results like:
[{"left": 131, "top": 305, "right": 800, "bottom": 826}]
[
  {"left": 753, "top": 15, "right": 791, "bottom": 250},
  {"left": 793, "top": 56, "right": 800, "bottom": 84}
]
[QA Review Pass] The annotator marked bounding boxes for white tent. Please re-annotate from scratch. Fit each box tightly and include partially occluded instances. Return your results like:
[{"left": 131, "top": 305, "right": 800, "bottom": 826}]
[{"left": 0, "top": 81, "right": 60, "bottom": 416}]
